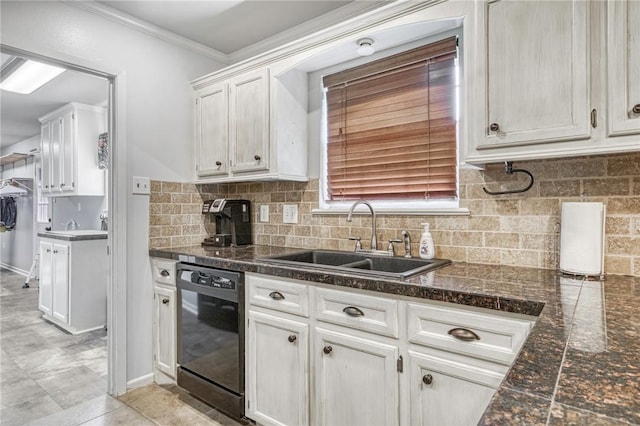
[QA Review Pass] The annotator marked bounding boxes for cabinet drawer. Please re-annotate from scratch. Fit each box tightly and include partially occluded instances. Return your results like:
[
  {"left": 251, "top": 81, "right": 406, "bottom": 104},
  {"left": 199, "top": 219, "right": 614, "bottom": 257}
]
[
  {"left": 315, "top": 287, "right": 399, "bottom": 338},
  {"left": 151, "top": 258, "right": 178, "bottom": 286},
  {"left": 247, "top": 274, "right": 309, "bottom": 317},
  {"left": 407, "top": 303, "right": 533, "bottom": 365}
]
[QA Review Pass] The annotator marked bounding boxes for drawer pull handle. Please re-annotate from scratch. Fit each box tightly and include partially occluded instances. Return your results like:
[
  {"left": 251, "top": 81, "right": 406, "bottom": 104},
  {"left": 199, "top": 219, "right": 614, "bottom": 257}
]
[
  {"left": 489, "top": 122, "right": 500, "bottom": 132},
  {"left": 422, "top": 374, "right": 433, "bottom": 385},
  {"left": 448, "top": 327, "right": 480, "bottom": 342},
  {"left": 269, "top": 291, "right": 285, "bottom": 300},
  {"left": 323, "top": 345, "right": 333, "bottom": 355},
  {"left": 215, "top": 161, "right": 222, "bottom": 167},
  {"left": 160, "top": 269, "right": 170, "bottom": 277},
  {"left": 162, "top": 298, "right": 169, "bottom": 304},
  {"left": 288, "top": 335, "right": 297, "bottom": 343},
  {"left": 632, "top": 104, "right": 640, "bottom": 114},
  {"left": 254, "top": 154, "right": 261, "bottom": 162},
  {"left": 343, "top": 306, "right": 364, "bottom": 317}
]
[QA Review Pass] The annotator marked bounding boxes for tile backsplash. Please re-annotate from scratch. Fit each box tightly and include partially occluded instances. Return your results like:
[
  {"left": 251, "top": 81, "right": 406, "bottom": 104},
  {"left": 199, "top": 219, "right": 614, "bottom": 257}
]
[{"left": 149, "top": 152, "right": 640, "bottom": 277}]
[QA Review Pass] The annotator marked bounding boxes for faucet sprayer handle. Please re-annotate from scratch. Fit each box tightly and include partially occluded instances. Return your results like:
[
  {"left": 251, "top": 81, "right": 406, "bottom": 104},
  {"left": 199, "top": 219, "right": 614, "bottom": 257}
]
[
  {"left": 348, "top": 236, "right": 362, "bottom": 251},
  {"left": 387, "top": 239, "right": 402, "bottom": 256}
]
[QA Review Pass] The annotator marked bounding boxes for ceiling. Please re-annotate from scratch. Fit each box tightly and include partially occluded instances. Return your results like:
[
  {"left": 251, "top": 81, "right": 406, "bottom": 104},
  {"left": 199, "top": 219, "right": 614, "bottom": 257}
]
[{"left": 2, "top": 0, "right": 380, "bottom": 149}]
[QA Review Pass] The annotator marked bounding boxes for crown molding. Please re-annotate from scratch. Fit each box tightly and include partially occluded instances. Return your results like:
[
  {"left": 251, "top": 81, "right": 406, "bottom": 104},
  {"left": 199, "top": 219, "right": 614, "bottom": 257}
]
[{"left": 64, "top": 0, "right": 230, "bottom": 64}]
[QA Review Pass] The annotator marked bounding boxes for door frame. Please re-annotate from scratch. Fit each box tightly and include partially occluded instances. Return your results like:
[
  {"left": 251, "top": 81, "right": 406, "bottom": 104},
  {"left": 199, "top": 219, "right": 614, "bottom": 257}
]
[{"left": 0, "top": 44, "right": 128, "bottom": 396}]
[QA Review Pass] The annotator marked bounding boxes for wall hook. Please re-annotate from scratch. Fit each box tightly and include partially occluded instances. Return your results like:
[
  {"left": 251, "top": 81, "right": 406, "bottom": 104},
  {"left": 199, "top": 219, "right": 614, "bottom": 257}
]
[{"left": 482, "top": 161, "right": 534, "bottom": 195}]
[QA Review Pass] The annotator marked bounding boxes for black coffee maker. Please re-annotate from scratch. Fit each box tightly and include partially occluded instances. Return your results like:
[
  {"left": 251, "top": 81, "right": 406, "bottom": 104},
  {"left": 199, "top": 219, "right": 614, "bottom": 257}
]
[{"left": 202, "top": 199, "right": 252, "bottom": 247}]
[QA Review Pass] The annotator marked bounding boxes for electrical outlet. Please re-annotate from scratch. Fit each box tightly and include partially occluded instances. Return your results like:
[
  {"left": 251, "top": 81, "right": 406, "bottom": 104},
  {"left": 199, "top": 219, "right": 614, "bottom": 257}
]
[
  {"left": 260, "top": 205, "right": 270, "bottom": 222},
  {"left": 132, "top": 176, "right": 150, "bottom": 195},
  {"left": 283, "top": 204, "right": 298, "bottom": 224}
]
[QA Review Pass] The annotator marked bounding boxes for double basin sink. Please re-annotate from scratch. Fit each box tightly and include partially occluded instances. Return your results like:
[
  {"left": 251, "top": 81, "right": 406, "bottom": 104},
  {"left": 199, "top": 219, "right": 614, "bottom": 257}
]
[{"left": 259, "top": 249, "right": 451, "bottom": 279}]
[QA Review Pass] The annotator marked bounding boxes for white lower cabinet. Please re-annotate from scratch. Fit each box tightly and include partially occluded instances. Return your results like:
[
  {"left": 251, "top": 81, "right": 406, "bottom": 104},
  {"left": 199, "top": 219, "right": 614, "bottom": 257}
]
[
  {"left": 244, "top": 273, "right": 534, "bottom": 426},
  {"left": 247, "top": 311, "right": 309, "bottom": 426},
  {"left": 314, "top": 328, "right": 399, "bottom": 426},
  {"left": 38, "top": 237, "right": 107, "bottom": 334},
  {"left": 151, "top": 258, "right": 178, "bottom": 381}
]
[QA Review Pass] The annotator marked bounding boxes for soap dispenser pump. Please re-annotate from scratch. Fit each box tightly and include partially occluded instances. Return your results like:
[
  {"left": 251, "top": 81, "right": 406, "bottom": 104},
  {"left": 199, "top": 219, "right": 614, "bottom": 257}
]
[{"left": 419, "top": 223, "right": 435, "bottom": 259}]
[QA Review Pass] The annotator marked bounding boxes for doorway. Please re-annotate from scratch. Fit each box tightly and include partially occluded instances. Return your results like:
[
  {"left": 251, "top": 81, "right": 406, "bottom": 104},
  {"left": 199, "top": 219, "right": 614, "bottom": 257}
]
[{"left": 0, "top": 45, "right": 125, "bottom": 420}]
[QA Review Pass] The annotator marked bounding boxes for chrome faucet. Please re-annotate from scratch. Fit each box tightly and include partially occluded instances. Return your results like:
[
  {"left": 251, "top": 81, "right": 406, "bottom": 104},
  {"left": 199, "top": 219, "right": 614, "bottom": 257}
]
[
  {"left": 347, "top": 200, "right": 377, "bottom": 251},
  {"left": 401, "top": 230, "right": 412, "bottom": 258},
  {"left": 65, "top": 219, "right": 78, "bottom": 231}
]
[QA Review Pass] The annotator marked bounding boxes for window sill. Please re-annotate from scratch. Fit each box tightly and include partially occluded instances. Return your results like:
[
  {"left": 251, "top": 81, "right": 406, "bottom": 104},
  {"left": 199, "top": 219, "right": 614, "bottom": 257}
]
[{"left": 311, "top": 207, "right": 470, "bottom": 216}]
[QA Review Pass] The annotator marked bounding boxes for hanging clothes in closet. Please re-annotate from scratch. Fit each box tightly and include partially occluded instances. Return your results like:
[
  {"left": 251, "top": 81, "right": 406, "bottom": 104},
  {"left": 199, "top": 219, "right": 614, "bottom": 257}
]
[{"left": 0, "top": 196, "right": 18, "bottom": 231}]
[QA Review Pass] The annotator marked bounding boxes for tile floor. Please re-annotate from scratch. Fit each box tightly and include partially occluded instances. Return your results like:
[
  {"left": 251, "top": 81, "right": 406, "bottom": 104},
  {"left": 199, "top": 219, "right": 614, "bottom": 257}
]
[{"left": 0, "top": 268, "right": 241, "bottom": 426}]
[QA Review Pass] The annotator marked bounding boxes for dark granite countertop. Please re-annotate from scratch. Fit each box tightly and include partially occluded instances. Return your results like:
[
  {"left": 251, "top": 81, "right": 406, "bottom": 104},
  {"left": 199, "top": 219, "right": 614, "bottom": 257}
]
[
  {"left": 38, "top": 230, "right": 108, "bottom": 241},
  {"left": 149, "top": 244, "right": 640, "bottom": 425}
]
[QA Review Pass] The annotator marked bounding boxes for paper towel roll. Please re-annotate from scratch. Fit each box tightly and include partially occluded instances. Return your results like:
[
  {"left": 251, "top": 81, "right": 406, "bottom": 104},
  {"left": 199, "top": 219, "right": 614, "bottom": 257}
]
[{"left": 560, "top": 202, "right": 606, "bottom": 276}]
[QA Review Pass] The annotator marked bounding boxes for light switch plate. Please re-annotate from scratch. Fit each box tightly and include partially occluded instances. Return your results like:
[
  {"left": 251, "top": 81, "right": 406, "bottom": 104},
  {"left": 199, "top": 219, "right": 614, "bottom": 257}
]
[
  {"left": 132, "top": 176, "right": 150, "bottom": 195},
  {"left": 260, "top": 205, "right": 269, "bottom": 222},
  {"left": 283, "top": 204, "right": 298, "bottom": 224}
]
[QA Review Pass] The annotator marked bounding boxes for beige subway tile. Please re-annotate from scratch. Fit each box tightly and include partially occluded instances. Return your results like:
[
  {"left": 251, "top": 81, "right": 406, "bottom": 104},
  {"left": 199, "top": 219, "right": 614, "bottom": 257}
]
[
  {"left": 182, "top": 225, "right": 202, "bottom": 235},
  {"left": 467, "top": 247, "right": 501, "bottom": 264},
  {"left": 302, "top": 191, "right": 319, "bottom": 202},
  {"left": 521, "top": 233, "right": 554, "bottom": 251},
  {"left": 633, "top": 177, "right": 640, "bottom": 195},
  {"left": 162, "top": 182, "right": 182, "bottom": 193},
  {"left": 606, "top": 217, "right": 631, "bottom": 235},
  {"left": 607, "top": 154, "right": 640, "bottom": 176},
  {"left": 182, "top": 183, "right": 197, "bottom": 194},
  {"left": 301, "top": 237, "right": 321, "bottom": 249},
  {"left": 286, "top": 192, "right": 302, "bottom": 202},
  {"left": 582, "top": 178, "right": 630, "bottom": 197},
  {"left": 162, "top": 204, "right": 181, "bottom": 215},
  {"left": 519, "top": 198, "right": 560, "bottom": 216},
  {"left": 262, "top": 224, "right": 278, "bottom": 235},
  {"left": 634, "top": 257, "right": 640, "bottom": 276},
  {"left": 466, "top": 183, "right": 493, "bottom": 200},
  {"left": 182, "top": 204, "right": 202, "bottom": 214},
  {"left": 170, "top": 215, "right": 191, "bottom": 226},
  {"left": 607, "top": 236, "right": 640, "bottom": 256},
  {"left": 452, "top": 231, "right": 483, "bottom": 247},
  {"left": 560, "top": 159, "right": 606, "bottom": 178},
  {"left": 482, "top": 199, "right": 519, "bottom": 216},
  {"left": 338, "top": 239, "right": 355, "bottom": 251},
  {"left": 149, "top": 204, "right": 162, "bottom": 215},
  {"left": 254, "top": 192, "right": 270, "bottom": 203},
  {"left": 458, "top": 199, "right": 484, "bottom": 214},
  {"left": 430, "top": 230, "right": 452, "bottom": 245},
  {"left": 312, "top": 226, "right": 332, "bottom": 239},
  {"left": 520, "top": 159, "right": 560, "bottom": 180},
  {"left": 255, "top": 235, "right": 270, "bottom": 245},
  {"left": 469, "top": 216, "right": 500, "bottom": 231},
  {"left": 321, "top": 216, "right": 341, "bottom": 226},
  {"left": 149, "top": 237, "right": 171, "bottom": 249},
  {"left": 500, "top": 216, "right": 553, "bottom": 233},
  {"left": 170, "top": 235, "right": 192, "bottom": 247},
  {"left": 435, "top": 216, "right": 469, "bottom": 230},
  {"left": 539, "top": 180, "right": 581, "bottom": 197},
  {"left": 294, "top": 226, "right": 312, "bottom": 237},
  {"left": 541, "top": 250, "right": 559, "bottom": 270},
  {"left": 271, "top": 192, "right": 286, "bottom": 202},
  {"left": 170, "top": 194, "right": 191, "bottom": 203},
  {"left": 270, "top": 235, "right": 286, "bottom": 247},
  {"left": 322, "top": 239, "right": 341, "bottom": 250},
  {"left": 632, "top": 217, "right": 640, "bottom": 235},
  {"left": 150, "top": 193, "right": 171, "bottom": 203},
  {"left": 149, "top": 226, "right": 162, "bottom": 238},
  {"left": 484, "top": 232, "right": 520, "bottom": 248},
  {"left": 161, "top": 226, "right": 182, "bottom": 237},
  {"left": 278, "top": 224, "right": 295, "bottom": 235},
  {"left": 149, "top": 214, "right": 171, "bottom": 226},
  {"left": 285, "top": 235, "right": 305, "bottom": 248},
  {"left": 150, "top": 180, "right": 162, "bottom": 193},
  {"left": 604, "top": 255, "right": 632, "bottom": 275},
  {"left": 500, "top": 249, "right": 539, "bottom": 268},
  {"left": 437, "top": 246, "right": 467, "bottom": 262},
  {"left": 607, "top": 197, "right": 640, "bottom": 214},
  {"left": 459, "top": 168, "right": 484, "bottom": 184}
]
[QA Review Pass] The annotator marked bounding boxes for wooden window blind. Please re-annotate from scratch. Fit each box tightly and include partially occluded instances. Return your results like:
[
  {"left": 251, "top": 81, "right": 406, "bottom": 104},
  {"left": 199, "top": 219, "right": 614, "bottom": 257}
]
[{"left": 323, "top": 36, "right": 458, "bottom": 201}]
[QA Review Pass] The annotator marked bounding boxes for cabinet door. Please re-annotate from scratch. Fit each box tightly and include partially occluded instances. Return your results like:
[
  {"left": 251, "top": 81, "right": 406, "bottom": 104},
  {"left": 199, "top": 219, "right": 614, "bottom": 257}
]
[
  {"left": 314, "top": 328, "right": 399, "bottom": 426},
  {"left": 408, "top": 351, "right": 502, "bottom": 426},
  {"left": 38, "top": 241, "right": 53, "bottom": 315},
  {"left": 154, "top": 285, "right": 176, "bottom": 377},
  {"left": 40, "top": 122, "right": 52, "bottom": 193},
  {"left": 51, "top": 243, "right": 69, "bottom": 324},
  {"left": 607, "top": 0, "right": 640, "bottom": 136},
  {"left": 247, "top": 311, "right": 309, "bottom": 426},
  {"left": 50, "top": 117, "right": 63, "bottom": 191},
  {"left": 59, "top": 110, "right": 74, "bottom": 193},
  {"left": 229, "top": 69, "right": 269, "bottom": 173},
  {"left": 480, "top": 0, "right": 589, "bottom": 147},
  {"left": 196, "top": 83, "right": 229, "bottom": 176}
]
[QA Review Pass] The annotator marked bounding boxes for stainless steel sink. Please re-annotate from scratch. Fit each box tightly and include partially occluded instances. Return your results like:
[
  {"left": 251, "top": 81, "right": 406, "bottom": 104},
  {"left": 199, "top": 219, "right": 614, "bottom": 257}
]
[{"left": 258, "top": 249, "right": 451, "bottom": 279}]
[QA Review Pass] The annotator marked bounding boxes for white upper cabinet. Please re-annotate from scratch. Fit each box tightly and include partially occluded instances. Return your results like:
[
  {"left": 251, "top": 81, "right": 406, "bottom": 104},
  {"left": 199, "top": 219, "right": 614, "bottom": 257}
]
[
  {"left": 195, "top": 82, "right": 228, "bottom": 177},
  {"left": 39, "top": 103, "right": 106, "bottom": 197},
  {"left": 193, "top": 66, "right": 308, "bottom": 183},
  {"left": 607, "top": 0, "right": 640, "bottom": 137},
  {"left": 465, "top": 0, "right": 640, "bottom": 165}
]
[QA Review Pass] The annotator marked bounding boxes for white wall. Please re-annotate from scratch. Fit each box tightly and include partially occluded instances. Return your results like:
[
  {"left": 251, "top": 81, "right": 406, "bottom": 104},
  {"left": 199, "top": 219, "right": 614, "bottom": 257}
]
[
  {"left": 0, "top": 136, "right": 38, "bottom": 273},
  {"left": 0, "top": 1, "right": 224, "bottom": 384}
]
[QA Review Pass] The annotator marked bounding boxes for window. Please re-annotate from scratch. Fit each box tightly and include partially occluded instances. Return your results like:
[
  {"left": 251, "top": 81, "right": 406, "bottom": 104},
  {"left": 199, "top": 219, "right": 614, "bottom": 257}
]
[{"left": 322, "top": 36, "right": 458, "bottom": 207}]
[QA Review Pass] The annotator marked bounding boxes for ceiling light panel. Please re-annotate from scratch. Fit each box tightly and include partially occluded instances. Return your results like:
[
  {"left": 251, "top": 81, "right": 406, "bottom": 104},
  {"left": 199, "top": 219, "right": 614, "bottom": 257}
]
[{"left": 0, "top": 60, "right": 66, "bottom": 95}]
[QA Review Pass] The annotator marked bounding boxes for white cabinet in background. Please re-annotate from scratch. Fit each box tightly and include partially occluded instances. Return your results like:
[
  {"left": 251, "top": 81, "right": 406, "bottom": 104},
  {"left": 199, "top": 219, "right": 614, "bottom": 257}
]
[
  {"left": 150, "top": 258, "right": 178, "bottom": 381},
  {"left": 38, "top": 102, "right": 106, "bottom": 197},
  {"left": 192, "top": 66, "right": 308, "bottom": 183},
  {"left": 38, "top": 236, "right": 107, "bottom": 334}
]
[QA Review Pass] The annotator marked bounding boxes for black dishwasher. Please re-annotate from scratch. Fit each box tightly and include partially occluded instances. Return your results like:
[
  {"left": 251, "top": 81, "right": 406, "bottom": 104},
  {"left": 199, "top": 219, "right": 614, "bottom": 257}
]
[{"left": 176, "top": 263, "right": 244, "bottom": 420}]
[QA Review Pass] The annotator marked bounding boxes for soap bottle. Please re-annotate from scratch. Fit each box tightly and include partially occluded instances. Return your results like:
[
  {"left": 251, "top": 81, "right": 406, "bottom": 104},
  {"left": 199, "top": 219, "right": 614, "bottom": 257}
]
[{"left": 419, "top": 223, "right": 435, "bottom": 259}]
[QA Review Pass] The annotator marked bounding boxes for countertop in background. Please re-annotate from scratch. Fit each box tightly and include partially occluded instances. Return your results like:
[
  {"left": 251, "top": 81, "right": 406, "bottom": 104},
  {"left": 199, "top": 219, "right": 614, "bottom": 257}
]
[{"left": 150, "top": 244, "right": 640, "bottom": 425}]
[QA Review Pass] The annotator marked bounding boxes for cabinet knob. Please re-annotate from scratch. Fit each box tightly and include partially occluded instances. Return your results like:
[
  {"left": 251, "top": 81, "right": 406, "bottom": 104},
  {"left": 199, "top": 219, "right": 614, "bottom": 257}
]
[
  {"left": 215, "top": 161, "right": 222, "bottom": 167},
  {"left": 632, "top": 104, "right": 640, "bottom": 114},
  {"left": 422, "top": 374, "right": 433, "bottom": 385},
  {"left": 269, "top": 291, "right": 285, "bottom": 300},
  {"left": 288, "top": 335, "right": 297, "bottom": 343},
  {"left": 254, "top": 154, "right": 261, "bottom": 162},
  {"left": 323, "top": 345, "right": 333, "bottom": 355},
  {"left": 160, "top": 269, "right": 170, "bottom": 277},
  {"left": 45, "top": 185, "right": 49, "bottom": 189},
  {"left": 448, "top": 327, "right": 481, "bottom": 342},
  {"left": 53, "top": 250, "right": 58, "bottom": 254},
  {"left": 342, "top": 306, "right": 365, "bottom": 317},
  {"left": 489, "top": 123, "right": 500, "bottom": 132},
  {"left": 162, "top": 298, "right": 170, "bottom": 304},
  {"left": 46, "top": 249, "right": 51, "bottom": 253},
  {"left": 60, "top": 183, "right": 65, "bottom": 187}
]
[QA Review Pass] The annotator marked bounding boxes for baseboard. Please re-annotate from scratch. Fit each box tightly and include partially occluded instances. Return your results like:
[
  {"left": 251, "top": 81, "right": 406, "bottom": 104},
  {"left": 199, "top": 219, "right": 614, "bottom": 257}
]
[
  {"left": 0, "top": 263, "right": 29, "bottom": 276},
  {"left": 126, "top": 373, "right": 154, "bottom": 390}
]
